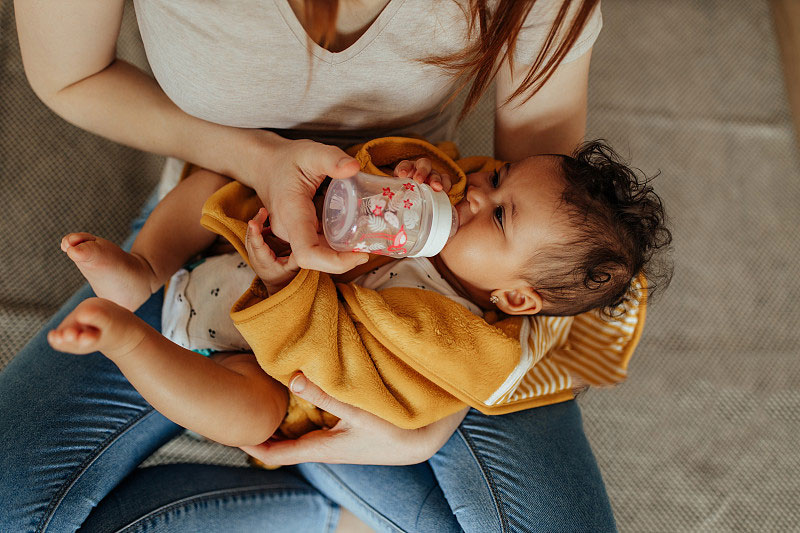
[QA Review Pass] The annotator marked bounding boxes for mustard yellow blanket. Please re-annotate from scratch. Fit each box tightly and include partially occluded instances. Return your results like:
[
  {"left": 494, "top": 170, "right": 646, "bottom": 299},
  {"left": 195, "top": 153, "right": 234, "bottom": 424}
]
[{"left": 200, "top": 137, "right": 646, "bottom": 430}]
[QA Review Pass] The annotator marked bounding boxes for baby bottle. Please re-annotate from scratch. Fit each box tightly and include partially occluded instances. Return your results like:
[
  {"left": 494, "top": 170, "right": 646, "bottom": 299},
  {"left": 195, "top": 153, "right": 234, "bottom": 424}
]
[{"left": 323, "top": 171, "right": 458, "bottom": 258}]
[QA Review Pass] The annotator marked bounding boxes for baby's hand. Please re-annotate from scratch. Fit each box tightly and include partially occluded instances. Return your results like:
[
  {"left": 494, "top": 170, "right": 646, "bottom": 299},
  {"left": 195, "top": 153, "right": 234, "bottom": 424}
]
[
  {"left": 246, "top": 207, "right": 300, "bottom": 296},
  {"left": 393, "top": 158, "right": 452, "bottom": 193}
]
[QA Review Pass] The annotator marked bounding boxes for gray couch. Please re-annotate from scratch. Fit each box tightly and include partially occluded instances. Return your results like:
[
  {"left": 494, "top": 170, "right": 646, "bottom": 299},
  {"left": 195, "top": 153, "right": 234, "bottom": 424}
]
[{"left": 2, "top": 1, "right": 798, "bottom": 531}]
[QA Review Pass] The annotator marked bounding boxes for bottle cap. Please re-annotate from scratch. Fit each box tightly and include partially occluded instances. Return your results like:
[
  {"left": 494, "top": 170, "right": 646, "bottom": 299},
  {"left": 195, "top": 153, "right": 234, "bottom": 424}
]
[{"left": 409, "top": 189, "right": 456, "bottom": 257}]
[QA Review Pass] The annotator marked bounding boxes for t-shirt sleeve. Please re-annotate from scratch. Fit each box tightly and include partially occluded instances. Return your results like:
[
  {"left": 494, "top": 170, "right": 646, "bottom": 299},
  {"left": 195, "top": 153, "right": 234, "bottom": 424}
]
[{"left": 512, "top": 0, "right": 603, "bottom": 65}]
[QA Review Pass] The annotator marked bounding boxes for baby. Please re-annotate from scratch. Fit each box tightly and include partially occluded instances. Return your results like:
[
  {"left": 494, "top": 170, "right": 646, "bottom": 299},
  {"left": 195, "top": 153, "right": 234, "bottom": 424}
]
[{"left": 47, "top": 139, "right": 670, "bottom": 446}]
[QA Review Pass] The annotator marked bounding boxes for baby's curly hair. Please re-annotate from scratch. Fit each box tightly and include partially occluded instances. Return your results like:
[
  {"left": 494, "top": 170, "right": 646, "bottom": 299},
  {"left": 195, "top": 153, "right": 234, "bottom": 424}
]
[{"left": 525, "top": 140, "right": 673, "bottom": 316}]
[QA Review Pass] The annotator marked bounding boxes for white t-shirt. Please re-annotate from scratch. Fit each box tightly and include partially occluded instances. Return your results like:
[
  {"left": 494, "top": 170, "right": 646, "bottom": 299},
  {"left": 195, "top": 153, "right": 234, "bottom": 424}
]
[{"left": 134, "top": 0, "right": 601, "bottom": 146}]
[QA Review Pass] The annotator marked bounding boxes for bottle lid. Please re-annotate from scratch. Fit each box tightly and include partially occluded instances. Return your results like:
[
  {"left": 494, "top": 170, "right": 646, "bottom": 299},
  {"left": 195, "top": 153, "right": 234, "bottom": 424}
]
[{"left": 409, "top": 189, "right": 457, "bottom": 257}]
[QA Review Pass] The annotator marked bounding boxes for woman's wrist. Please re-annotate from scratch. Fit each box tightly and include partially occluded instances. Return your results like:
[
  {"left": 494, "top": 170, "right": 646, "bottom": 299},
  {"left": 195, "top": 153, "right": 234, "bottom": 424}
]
[{"left": 226, "top": 129, "right": 292, "bottom": 189}]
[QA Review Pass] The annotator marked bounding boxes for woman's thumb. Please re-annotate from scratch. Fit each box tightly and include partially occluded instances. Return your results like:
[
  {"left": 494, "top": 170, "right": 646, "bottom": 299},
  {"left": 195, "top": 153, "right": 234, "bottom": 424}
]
[
  {"left": 288, "top": 373, "right": 357, "bottom": 421},
  {"left": 300, "top": 143, "right": 360, "bottom": 180},
  {"left": 330, "top": 154, "right": 360, "bottom": 179}
]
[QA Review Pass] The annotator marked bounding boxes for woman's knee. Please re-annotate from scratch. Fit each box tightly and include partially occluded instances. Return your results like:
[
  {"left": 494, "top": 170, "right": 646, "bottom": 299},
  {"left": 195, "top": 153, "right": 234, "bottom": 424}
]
[{"left": 429, "top": 402, "right": 617, "bottom": 532}]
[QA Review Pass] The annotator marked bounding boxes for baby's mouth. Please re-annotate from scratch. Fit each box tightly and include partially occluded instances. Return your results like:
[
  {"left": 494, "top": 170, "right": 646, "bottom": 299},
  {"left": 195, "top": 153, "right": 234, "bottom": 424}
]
[{"left": 455, "top": 198, "right": 469, "bottom": 226}]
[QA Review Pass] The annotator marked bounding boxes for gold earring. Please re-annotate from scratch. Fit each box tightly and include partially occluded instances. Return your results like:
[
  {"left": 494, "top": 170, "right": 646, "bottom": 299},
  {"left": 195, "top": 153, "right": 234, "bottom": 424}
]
[{"left": 489, "top": 295, "right": 499, "bottom": 304}]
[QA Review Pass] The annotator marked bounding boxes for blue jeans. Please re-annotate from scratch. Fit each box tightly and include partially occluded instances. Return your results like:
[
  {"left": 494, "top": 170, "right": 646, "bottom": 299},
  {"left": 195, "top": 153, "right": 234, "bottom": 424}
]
[{"left": 0, "top": 196, "right": 616, "bottom": 532}]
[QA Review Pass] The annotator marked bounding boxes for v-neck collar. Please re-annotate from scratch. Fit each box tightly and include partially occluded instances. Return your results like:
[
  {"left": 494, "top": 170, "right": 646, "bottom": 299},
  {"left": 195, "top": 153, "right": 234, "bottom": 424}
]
[{"left": 273, "top": 0, "right": 405, "bottom": 64}]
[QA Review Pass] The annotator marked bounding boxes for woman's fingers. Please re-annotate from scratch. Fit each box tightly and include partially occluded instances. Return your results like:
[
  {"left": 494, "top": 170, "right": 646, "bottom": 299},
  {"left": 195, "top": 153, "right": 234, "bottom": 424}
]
[
  {"left": 278, "top": 191, "right": 367, "bottom": 273},
  {"left": 238, "top": 372, "right": 368, "bottom": 466},
  {"left": 266, "top": 140, "right": 366, "bottom": 273},
  {"left": 238, "top": 374, "right": 471, "bottom": 466},
  {"left": 294, "top": 140, "right": 360, "bottom": 183},
  {"left": 240, "top": 429, "right": 343, "bottom": 466},
  {"left": 287, "top": 373, "right": 363, "bottom": 422}
]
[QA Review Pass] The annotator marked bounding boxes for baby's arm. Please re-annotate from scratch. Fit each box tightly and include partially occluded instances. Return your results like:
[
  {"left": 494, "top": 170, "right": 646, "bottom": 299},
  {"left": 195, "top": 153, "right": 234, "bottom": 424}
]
[{"left": 48, "top": 297, "right": 288, "bottom": 446}]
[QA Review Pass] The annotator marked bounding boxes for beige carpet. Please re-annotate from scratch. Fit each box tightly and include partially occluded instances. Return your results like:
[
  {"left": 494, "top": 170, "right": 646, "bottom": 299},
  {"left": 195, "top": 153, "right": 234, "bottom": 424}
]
[{"left": 2, "top": 1, "right": 798, "bottom": 531}]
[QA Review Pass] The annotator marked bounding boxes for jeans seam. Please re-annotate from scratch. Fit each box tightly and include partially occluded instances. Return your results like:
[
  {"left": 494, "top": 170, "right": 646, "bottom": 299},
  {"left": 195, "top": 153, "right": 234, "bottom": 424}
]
[
  {"left": 115, "top": 485, "right": 325, "bottom": 533},
  {"left": 323, "top": 499, "right": 340, "bottom": 533},
  {"left": 37, "top": 407, "right": 158, "bottom": 533},
  {"left": 414, "top": 483, "right": 446, "bottom": 532},
  {"left": 456, "top": 426, "right": 509, "bottom": 533},
  {"left": 314, "top": 464, "right": 406, "bottom": 533}
]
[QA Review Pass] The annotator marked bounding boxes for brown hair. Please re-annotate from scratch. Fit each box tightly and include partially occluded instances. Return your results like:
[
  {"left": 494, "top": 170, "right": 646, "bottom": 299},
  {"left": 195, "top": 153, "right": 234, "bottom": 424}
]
[{"left": 302, "top": 0, "right": 599, "bottom": 119}]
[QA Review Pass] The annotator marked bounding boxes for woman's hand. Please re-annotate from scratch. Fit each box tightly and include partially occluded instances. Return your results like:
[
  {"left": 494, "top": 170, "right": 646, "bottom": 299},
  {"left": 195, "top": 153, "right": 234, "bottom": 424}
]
[
  {"left": 243, "top": 135, "right": 368, "bottom": 274},
  {"left": 239, "top": 373, "right": 468, "bottom": 466}
]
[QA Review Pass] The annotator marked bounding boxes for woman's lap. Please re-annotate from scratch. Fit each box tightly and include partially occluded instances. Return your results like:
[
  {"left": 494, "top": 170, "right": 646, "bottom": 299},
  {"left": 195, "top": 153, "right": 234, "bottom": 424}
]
[
  {"left": 0, "top": 288, "right": 615, "bottom": 533},
  {"left": 301, "top": 404, "right": 617, "bottom": 533},
  {"left": 0, "top": 285, "right": 180, "bottom": 531},
  {"left": 0, "top": 286, "right": 342, "bottom": 532},
  {"left": 432, "top": 404, "right": 617, "bottom": 532},
  {"left": 0, "top": 192, "right": 616, "bottom": 532}
]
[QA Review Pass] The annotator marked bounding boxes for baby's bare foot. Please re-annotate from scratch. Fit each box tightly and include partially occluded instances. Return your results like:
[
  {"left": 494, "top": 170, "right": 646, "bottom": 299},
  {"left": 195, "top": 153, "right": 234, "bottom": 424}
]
[
  {"left": 61, "top": 233, "right": 157, "bottom": 311},
  {"left": 47, "top": 297, "right": 147, "bottom": 359}
]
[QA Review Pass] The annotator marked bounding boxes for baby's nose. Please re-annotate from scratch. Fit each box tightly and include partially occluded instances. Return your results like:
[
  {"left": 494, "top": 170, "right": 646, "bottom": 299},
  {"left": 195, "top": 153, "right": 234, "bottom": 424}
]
[{"left": 466, "top": 185, "right": 484, "bottom": 213}]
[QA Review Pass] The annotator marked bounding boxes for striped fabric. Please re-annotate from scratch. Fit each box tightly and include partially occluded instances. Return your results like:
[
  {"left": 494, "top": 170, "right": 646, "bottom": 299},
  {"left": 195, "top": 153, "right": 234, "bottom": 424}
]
[{"left": 487, "top": 275, "right": 646, "bottom": 408}]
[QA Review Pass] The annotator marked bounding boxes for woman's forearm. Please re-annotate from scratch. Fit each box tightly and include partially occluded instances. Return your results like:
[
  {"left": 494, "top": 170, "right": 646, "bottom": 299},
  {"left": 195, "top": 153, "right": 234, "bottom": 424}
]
[
  {"left": 14, "top": 0, "right": 288, "bottom": 183},
  {"left": 38, "top": 59, "right": 284, "bottom": 182}
]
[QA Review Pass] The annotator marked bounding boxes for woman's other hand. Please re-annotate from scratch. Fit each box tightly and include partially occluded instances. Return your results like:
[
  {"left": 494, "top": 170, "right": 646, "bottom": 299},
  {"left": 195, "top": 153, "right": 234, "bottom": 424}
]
[
  {"left": 244, "top": 136, "right": 367, "bottom": 274},
  {"left": 239, "top": 373, "right": 468, "bottom": 466}
]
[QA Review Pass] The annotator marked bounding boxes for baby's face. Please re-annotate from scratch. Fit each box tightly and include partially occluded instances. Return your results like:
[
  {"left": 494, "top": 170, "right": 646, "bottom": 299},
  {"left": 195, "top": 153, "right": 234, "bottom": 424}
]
[{"left": 439, "top": 155, "right": 567, "bottom": 292}]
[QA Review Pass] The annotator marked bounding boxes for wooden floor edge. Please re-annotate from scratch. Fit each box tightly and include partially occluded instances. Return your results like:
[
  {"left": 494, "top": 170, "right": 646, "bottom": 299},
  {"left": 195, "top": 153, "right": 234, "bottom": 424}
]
[{"left": 771, "top": 0, "right": 800, "bottom": 150}]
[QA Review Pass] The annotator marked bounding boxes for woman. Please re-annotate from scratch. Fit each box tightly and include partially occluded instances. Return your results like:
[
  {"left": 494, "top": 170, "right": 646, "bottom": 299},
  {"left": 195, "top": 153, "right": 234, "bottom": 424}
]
[{"left": 3, "top": 1, "right": 615, "bottom": 531}]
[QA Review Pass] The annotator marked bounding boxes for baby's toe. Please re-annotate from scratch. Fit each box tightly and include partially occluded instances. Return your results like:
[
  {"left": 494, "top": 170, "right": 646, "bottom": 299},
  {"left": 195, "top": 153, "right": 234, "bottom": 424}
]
[
  {"left": 72, "top": 299, "right": 115, "bottom": 330},
  {"left": 48, "top": 325, "right": 77, "bottom": 347},
  {"left": 62, "top": 232, "right": 97, "bottom": 251},
  {"left": 65, "top": 239, "right": 99, "bottom": 263}
]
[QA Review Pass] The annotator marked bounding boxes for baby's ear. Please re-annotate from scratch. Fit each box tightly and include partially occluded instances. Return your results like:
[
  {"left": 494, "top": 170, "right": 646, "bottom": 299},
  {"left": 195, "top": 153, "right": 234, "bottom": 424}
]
[{"left": 491, "top": 287, "right": 542, "bottom": 315}]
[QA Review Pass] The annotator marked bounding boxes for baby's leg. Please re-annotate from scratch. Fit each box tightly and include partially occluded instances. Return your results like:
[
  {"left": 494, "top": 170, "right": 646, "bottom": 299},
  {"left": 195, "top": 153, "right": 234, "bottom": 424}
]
[
  {"left": 62, "top": 170, "right": 231, "bottom": 311},
  {"left": 48, "top": 297, "right": 288, "bottom": 447}
]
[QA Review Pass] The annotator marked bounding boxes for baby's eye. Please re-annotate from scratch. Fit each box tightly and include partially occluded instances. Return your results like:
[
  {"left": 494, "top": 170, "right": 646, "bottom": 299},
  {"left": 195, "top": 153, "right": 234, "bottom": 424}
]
[
  {"left": 494, "top": 206, "right": 504, "bottom": 227},
  {"left": 491, "top": 169, "right": 500, "bottom": 188}
]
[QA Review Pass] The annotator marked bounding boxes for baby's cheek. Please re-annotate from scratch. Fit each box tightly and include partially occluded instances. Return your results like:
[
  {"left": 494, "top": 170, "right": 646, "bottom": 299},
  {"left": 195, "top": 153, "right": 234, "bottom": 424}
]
[{"left": 441, "top": 231, "right": 484, "bottom": 275}]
